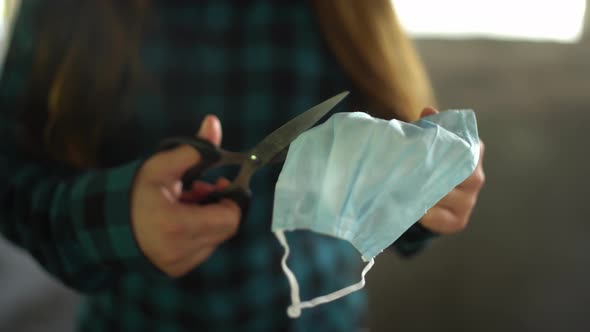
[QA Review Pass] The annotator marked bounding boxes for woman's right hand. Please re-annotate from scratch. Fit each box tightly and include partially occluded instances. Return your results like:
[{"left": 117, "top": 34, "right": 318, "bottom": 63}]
[{"left": 130, "top": 115, "right": 241, "bottom": 277}]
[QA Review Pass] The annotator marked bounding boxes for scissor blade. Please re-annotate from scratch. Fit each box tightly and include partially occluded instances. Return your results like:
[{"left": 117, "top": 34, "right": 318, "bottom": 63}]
[
  {"left": 250, "top": 91, "right": 349, "bottom": 166},
  {"left": 269, "top": 148, "right": 288, "bottom": 165}
]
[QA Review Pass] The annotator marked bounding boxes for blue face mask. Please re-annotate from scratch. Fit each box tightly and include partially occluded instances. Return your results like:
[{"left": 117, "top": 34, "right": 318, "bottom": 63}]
[{"left": 272, "top": 110, "right": 480, "bottom": 318}]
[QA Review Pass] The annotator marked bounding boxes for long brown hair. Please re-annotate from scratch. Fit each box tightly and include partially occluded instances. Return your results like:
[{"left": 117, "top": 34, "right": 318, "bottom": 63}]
[
  {"left": 20, "top": 0, "right": 434, "bottom": 167},
  {"left": 22, "top": 0, "right": 150, "bottom": 167},
  {"left": 312, "top": 0, "right": 435, "bottom": 121}
]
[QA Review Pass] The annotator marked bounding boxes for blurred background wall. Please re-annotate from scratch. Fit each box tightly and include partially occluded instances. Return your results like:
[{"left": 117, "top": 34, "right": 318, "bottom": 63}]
[
  {"left": 367, "top": 7, "right": 590, "bottom": 332},
  {"left": 1, "top": 2, "right": 589, "bottom": 332}
]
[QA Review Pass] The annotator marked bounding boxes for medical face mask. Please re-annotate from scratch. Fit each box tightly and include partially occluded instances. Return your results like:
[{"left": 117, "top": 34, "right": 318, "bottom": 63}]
[{"left": 272, "top": 110, "right": 480, "bottom": 318}]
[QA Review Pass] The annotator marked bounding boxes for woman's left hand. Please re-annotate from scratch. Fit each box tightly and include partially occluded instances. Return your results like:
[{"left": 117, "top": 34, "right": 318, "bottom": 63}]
[{"left": 418, "top": 107, "right": 486, "bottom": 234}]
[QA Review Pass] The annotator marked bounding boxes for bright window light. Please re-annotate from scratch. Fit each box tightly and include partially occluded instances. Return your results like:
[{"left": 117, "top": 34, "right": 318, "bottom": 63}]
[
  {"left": 0, "top": 1, "right": 5, "bottom": 37},
  {"left": 393, "top": 0, "right": 587, "bottom": 43}
]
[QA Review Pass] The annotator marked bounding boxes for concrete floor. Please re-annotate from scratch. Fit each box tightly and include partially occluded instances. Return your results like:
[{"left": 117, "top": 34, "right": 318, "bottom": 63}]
[{"left": 1, "top": 27, "right": 589, "bottom": 332}]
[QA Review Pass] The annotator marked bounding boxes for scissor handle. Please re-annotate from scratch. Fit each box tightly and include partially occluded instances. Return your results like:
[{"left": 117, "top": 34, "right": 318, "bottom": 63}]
[
  {"left": 157, "top": 136, "right": 221, "bottom": 190},
  {"left": 200, "top": 183, "right": 252, "bottom": 220},
  {"left": 156, "top": 136, "right": 251, "bottom": 220}
]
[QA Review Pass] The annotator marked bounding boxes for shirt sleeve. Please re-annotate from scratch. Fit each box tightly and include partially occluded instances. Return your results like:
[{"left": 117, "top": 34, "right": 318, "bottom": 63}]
[{"left": 0, "top": 1, "right": 155, "bottom": 293}]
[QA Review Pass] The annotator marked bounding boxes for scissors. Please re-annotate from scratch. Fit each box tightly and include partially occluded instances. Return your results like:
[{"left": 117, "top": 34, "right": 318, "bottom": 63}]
[{"left": 157, "top": 91, "right": 349, "bottom": 218}]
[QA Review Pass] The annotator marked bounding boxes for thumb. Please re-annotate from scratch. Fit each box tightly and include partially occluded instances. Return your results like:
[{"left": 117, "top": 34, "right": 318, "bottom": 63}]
[
  {"left": 153, "top": 145, "right": 201, "bottom": 183},
  {"left": 197, "top": 115, "right": 222, "bottom": 147},
  {"left": 149, "top": 115, "right": 223, "bottom": 184}
]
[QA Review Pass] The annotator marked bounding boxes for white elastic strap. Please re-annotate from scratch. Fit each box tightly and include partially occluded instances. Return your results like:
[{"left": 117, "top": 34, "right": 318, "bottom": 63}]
[{"left": 274, "top": 230, "right": 375, "bottom": 318}]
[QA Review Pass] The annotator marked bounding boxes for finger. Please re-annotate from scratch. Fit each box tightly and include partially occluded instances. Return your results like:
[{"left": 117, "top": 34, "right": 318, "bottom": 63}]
[
  {"left": 457, "top": 163, "right": 486, "bottom": 191},
  {"left": 152, "top": 145, "right": 202, "bottom": 183},
  {"left": 179, "top": 247, "right": 216, "bottom": 274},
  {"left": 196, "top": 223, "right": 239, "bottom": 247},
  {"left": 180, "top": 179, "right": 233, "bottom": 203},
  {"left": 156, "top": 216, "right": 227, "bottom": 273},
  {"left": 180, "top": 206, "right": 238, "bottom": 250},
  {"left": 479, "top": 140, "right": 485, "bottom": 160},
  {"left": 179, "top": 181, "right": 216, "bottom": 203},
  {"left": 188, "top": 246, "right": 216, "bottom": 268},
  {"left": 420, "top": 106, "right": 439, "bottom": 118},
  {"left": 436, "top": 188, "right": 477, "bottom": 218},
  {"left": 420, "top": 205, "right": 468, "bottom": 235},
  {"left": 197, "top": 115, "right": 223, "bottom": 147},
  {"left": 159, "top": 180, "right": 184, "bottom": 202},
  {"left": 175, "top": 200, "right": 241, "bottom": 234},
  {"left": 215, "top": 177, "right": 231, "bottom": 190},
  {"left": 164, "top": 247, "right": 216, "bottom": 277},
  {"left": 192, "top": 181, "right": 216, "bottom": 196},
  {"left": 183, "top": 214, "right": 238, "bottom": 247},
  {"left": 200, "top": 200, "right": 241, "bottom": 241},
  {"left": 191, "top": 180, "right": 215, "bottom": 191}
]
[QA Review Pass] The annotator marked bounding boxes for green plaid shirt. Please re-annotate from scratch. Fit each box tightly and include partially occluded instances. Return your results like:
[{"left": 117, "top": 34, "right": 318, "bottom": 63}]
[{"left": 0, "top": 1, "right": 435, "bottom": 331}]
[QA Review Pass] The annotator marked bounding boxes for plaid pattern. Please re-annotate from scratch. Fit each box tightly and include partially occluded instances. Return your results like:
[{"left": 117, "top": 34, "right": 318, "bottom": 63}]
[{"left": 0, "top": 1, "right": 435, "bottom": 331}]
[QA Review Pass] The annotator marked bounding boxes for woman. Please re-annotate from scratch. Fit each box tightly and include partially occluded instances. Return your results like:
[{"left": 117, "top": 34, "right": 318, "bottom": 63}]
[{"left": 0, "top": 0, "right": 484, "bottom": 331}]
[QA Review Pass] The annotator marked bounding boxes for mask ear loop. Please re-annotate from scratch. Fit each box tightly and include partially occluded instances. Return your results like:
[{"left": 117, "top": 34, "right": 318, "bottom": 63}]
[{"left": 274, "top": 230, "right": 375, "bottom": 318}]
